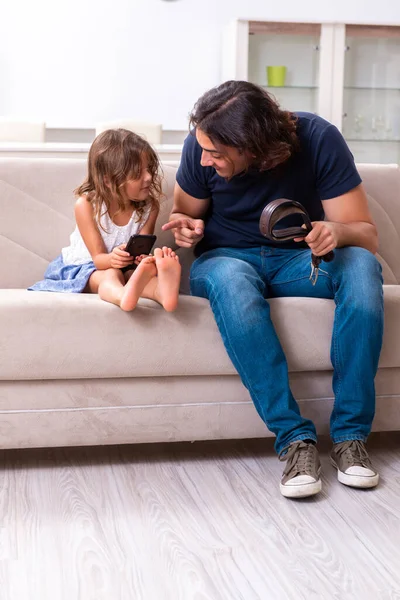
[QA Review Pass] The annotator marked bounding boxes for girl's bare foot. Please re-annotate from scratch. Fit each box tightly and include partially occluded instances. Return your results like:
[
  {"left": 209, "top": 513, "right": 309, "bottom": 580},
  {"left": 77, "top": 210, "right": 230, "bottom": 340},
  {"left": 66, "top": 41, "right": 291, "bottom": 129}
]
[
  {"left": 120, "top": 257, "right": 157, "bottom": 311},
  {"left": 153, "top": 247, "right": 181, "bottom": 312}
]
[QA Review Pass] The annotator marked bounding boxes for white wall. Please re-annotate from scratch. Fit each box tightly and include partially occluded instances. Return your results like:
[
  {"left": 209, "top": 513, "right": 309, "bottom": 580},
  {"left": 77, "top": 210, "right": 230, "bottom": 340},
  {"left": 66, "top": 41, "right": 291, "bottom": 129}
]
[{"left": 1, "top": 0, "right": 400, "bottom": 130}]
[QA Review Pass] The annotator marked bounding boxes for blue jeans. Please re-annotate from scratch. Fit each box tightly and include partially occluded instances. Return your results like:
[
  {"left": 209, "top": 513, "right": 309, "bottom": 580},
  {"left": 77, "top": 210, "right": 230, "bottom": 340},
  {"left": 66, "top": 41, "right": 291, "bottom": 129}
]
[{"left": 190, "top": 246, "right": 384, "bottom": 454}]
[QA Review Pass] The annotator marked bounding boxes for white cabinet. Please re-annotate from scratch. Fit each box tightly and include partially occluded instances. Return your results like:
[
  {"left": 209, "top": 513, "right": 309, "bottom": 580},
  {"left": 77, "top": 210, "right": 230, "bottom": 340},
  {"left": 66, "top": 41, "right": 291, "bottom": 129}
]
[
  {"left": 222, "top": 20, "right": 400, "bottom": 164},
  {"left": 341, "top": 25, "right": 400, "bottom": 164}
]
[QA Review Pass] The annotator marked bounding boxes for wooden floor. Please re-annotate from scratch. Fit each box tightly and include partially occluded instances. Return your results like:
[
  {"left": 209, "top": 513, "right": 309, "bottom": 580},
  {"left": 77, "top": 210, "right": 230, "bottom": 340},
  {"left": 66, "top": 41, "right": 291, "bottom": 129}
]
[{"left": 0, "top": 433, "right": 400, "bottom": 600}]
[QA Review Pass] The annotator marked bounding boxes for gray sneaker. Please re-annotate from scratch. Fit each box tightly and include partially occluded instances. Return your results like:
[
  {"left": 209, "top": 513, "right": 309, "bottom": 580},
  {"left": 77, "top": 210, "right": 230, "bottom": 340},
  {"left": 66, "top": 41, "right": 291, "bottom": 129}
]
[
  {"left": 331, "top": 440, "right": 379, "bottom": 488},
  {"left": 279, "top": 441, "right": 322, "bottom": 498}
]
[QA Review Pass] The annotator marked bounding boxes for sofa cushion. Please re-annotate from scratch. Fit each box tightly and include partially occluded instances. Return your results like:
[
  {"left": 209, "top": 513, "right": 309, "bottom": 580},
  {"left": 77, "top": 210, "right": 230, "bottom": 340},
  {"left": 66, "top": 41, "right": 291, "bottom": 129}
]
[{"left": 1, "top": 286, "right": 399, "bottom": 380}]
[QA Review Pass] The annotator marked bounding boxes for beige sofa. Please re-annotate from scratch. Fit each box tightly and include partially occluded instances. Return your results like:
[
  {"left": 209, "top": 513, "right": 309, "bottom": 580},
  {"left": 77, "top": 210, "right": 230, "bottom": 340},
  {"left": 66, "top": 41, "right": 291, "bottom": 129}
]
[{"left": 1, "top": 158, "right": 400, "bottom": 449}]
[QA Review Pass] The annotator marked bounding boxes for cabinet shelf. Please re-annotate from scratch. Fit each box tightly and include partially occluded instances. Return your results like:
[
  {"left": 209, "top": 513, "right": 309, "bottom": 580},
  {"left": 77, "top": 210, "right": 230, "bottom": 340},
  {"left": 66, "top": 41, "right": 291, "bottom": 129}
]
[
  {"left": 346, "top": 138, "right": 400, "bottom": 143},
  {"left": 262, "top": 85, "right": 317, "bottom": 91},
  {"left": 344, "top": 86, "right": 400, "bottom": 92},
  {"left": 263, "top": 85, "right": 400, "bottom": 92}
]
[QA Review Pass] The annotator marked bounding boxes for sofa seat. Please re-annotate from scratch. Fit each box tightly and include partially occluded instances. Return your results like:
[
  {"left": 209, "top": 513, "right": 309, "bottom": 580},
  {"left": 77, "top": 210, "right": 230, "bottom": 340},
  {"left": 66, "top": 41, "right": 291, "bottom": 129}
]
[{"left": 2, "top": 287, "right": 400, "bottom": 381}]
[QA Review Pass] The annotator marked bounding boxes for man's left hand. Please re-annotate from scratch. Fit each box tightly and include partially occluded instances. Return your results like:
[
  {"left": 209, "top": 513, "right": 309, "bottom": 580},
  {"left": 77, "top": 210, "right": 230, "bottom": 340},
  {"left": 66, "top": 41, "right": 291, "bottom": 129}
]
[{"left": 294, "top": 221, "right": 339, "bottom": 256}]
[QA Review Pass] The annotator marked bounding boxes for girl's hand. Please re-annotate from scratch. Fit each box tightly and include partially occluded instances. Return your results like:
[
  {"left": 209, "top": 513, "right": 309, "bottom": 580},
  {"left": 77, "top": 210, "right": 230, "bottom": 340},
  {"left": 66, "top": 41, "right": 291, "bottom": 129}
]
[
  {"left": 134, "top": 254, "right": 150, "bottom": 266},
  {"left": 110, "top": 244, "right": 134, "bottom": 269}
]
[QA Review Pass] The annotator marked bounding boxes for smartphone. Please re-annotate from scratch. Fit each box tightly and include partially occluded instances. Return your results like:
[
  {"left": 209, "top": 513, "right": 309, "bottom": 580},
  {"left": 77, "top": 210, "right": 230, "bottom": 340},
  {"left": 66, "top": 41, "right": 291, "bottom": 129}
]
[
  {"left": 125, "top": 234, "right": 157, "bottom": 257},
  {"left": 121, "top": 234, "right": 157, "bottom": 273}
]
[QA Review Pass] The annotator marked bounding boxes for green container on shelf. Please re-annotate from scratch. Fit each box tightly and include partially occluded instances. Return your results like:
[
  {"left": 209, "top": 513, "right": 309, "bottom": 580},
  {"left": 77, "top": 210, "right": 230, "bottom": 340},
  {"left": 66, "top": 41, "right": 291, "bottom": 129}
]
[{"left": 266, "top": 66, "right": 287, "bottom": 87}]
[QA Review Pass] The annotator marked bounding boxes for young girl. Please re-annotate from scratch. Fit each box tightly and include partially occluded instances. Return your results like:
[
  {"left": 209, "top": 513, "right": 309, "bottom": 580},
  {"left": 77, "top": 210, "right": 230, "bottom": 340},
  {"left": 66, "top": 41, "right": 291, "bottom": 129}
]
[{"left": 29, "top": 129, "right": 181, "bottom": 312}]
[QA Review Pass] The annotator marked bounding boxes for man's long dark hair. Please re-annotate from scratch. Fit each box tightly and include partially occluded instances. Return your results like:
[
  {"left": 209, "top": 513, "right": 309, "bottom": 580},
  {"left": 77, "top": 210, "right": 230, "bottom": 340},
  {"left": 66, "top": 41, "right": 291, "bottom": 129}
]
[{"left": 189, "top": 80, "right": 299, "bottom": 171}]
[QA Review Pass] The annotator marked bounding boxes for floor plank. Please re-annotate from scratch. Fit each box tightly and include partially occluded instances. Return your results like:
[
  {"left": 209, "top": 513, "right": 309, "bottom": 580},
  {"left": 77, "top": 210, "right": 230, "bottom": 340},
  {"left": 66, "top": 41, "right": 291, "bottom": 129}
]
[{"left": 0, "top": 433, "right": 399, "bottom": 599}]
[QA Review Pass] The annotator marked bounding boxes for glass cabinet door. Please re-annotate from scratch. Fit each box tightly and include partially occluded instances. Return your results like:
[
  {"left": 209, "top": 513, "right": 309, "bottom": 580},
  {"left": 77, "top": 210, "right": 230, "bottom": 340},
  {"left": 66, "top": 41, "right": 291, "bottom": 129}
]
[
  {"left": 342, "top": 25, "right": 400, "bottom": 163},
  {"left": 247, "top": 22, "right": 322, "bottom": 115}
]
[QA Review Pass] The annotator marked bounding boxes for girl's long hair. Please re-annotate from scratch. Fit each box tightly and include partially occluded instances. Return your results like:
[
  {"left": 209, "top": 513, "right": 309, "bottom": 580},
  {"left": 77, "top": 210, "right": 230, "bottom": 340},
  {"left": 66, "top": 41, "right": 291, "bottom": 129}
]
[
  {"left": 74, "top": 128, "right": 162, "bottom": 229},
  {"left": 189, "top": 80, "right": 299, "bottom": 172}
]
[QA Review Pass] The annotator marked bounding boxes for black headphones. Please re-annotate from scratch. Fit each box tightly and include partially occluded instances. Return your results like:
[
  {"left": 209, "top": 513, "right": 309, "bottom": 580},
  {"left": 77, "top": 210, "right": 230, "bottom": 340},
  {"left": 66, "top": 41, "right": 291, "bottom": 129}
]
[{"left": 259, "top": 198, "right": 334, "bottom": 263}]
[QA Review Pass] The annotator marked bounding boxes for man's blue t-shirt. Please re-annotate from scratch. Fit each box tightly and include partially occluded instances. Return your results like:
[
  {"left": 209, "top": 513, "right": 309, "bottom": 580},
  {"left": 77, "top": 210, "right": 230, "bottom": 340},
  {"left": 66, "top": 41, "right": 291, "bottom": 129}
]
[{"left": 176, "top": 112, "right": 361, "bottom": 255}]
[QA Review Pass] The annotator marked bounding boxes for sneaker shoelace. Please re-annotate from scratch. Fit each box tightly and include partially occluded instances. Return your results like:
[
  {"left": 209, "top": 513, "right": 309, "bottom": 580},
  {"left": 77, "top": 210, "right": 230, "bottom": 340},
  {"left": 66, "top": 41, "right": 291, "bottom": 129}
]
[
  {"left": 279, "top": 441, "right": 316, "bottom": 478},
  {"left": 335, "top": 440, "right": 372, "bottom": 470}
]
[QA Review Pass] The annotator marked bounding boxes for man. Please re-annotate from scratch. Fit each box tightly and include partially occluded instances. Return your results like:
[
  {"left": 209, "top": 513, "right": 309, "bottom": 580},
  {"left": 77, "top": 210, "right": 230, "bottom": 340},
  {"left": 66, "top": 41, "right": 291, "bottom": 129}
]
[{"left": 162, "top": 81, "right": 384, "bottom": 499}]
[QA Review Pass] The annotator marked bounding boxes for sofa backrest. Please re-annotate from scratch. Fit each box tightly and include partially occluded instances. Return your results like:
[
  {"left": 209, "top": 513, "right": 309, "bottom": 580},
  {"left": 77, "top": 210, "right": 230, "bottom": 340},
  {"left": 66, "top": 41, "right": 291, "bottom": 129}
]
[
  {"left": 357, "top": 164, "right": 400, "bottom": 285},
  {"left": 0, "top": 158, "right": 399, "bottom": 289}
]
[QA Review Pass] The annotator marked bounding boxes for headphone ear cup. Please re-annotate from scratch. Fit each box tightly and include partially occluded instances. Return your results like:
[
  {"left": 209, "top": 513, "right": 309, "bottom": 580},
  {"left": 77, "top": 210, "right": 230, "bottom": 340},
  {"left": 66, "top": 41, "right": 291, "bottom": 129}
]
[{"left": 322, "top": 250, "right": 335, "bottom": 263}]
